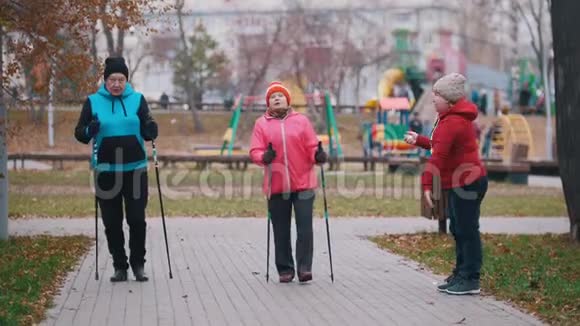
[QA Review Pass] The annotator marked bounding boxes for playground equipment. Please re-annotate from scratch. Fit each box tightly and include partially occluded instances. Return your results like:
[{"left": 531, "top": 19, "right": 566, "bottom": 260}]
[
  {"left": 482, "top": 114, "right": 534, "bottom": 162},
  {"left": 280, "top": 77, "right": 308, "bottom": 112},
  {"left": 200, "top": 92, "right": 343, "bottom": 161},
  {"left": 219, "top": 95, "right": 245, "bottom": 156},
  {"left": 362, "top": 68, "right": 419, "bottom": 158},
  {"left": 312, "top": 92, "right": 343, "bottom": 161},
  {"left": 191, "top": 95, "right": 246, "bottom": 157},
  {"left": 362, "top": 97, "right": 417, "bottom": 158}
]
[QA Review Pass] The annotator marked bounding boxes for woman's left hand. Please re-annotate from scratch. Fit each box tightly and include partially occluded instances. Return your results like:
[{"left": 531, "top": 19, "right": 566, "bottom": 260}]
[
  {"left": 424, "top": 190, "right": 434, "bottom": 208},
  {"left": 315, "top": 149, "right": 327, "bottom": 164}
]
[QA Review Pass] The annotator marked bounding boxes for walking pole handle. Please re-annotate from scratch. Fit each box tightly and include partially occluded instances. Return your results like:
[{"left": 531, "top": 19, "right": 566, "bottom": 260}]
[{"left": 152, "top": 140, "right": 158, "bottom": 166}]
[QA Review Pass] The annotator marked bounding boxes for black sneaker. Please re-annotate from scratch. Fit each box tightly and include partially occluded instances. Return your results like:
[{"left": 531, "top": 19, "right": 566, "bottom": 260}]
[
  {"left": 110, "top": 269, "right": 128, "bottom": 282},
  {"left": 445, "top": 278, "right": 480, "bottom": 295},
  {"left": 133, "top": 266, "right": 149, "bottom": 282},
  {"left": 437, "top": 273, "right": 457, "bottom": 292}
]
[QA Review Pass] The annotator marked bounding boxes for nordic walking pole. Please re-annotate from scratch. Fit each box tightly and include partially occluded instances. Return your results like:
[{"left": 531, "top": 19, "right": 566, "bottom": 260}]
[
  {"left": 318, "top": 141, "right": 334, "bottom": 283},
  {"left": 266, "top": 143, "right": 273, "bottom": 283},
  {"left": 152, "top": 140, "right": 173, "bottom": 279},
  {"left": 93, "top": 140, "right": 99, "bottom": 281}
]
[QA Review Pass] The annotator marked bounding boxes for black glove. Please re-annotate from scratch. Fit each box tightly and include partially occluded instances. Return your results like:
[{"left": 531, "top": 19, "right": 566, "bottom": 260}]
[
  {"left": 262, "top": 143, "right": 276, "bottom": 165},
  {"left": 315, "top": 142, "right": 327, "bottom": 164},
  {"left": 143, "top": 120, "right": 158, "bottom": 140},
  {"left": 87, "top": 118, "right": 100, "bottom": 138}
]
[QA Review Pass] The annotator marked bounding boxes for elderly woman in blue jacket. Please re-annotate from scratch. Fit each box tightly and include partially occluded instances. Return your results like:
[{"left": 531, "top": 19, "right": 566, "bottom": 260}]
[{"left": 74, "top": 57, "right": 158, "bottom": 282}]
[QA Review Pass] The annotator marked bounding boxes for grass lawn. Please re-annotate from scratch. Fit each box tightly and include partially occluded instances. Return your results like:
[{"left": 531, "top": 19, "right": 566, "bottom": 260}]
[
  {"left": 8, "top": 192, "right": 567, "bottom": 218},
  {"left": 370, "top": 233, "right": 580, "bottom": 325},
  {"left": 0, "top": 235, "right": 91, "bottom": 326},
  {"left": 8, "top": 170, "right": 567, "bottom": 217}
]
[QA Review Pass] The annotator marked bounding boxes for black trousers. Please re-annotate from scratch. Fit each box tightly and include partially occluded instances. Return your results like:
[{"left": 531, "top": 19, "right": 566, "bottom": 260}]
[
  {"left": 96, "top": 168, "right": 148, "bottom": 271},
  {"left": 448, "top": 176, "right": 488, "bottom": 280},
  {"left": 268, "top": 190, "right": 315, "bottom": 275}
]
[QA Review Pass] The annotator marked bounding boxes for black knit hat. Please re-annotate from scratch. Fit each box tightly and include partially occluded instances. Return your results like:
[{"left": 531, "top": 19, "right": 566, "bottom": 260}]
[{"left": 104, "top": 57, "right": 129, "bottom": 80}]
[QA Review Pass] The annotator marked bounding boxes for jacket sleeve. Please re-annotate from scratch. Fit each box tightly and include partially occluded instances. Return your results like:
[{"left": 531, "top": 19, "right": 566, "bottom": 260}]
[
  {"left": 421, "top": 120, "right": 460, "bottom": 191},
  {"left": 416, "top": 135, "right": 431, "bottom": 149},
  {"left": 302, "top": 116, "right": 319, "bottom": 164},
  {"left": 74, "top": 98, "right": 93, "bottom": 144},
  {"left": 249, "top": 120, "right": 266, "bottom": 166},
  {"left": 138, "top": 95, "right": 158, "bottom": 141}
]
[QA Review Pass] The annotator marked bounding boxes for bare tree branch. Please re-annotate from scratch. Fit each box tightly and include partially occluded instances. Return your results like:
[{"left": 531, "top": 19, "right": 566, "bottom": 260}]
[
  {"left": 515, "top": 1, "right": 542, "bottom": 64},
  {"left": 175, "top": 0, "right": 188, "bottom": 51},
  {"left": 247, "top": 18, "right": 283, "bottom": 96},
  {"left": 100, "top": 1, "right": 116, "bottom": 57},
  {"left": 127, "top": 50, "right": 151, "bottom": 78}
]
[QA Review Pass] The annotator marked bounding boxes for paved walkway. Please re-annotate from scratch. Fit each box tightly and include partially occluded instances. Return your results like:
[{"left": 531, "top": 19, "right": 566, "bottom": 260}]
[
  {"left": 11, "top": 217, "right": 567, "bottom": 326},
  {"left": 528, "top": 175, "right": 562, "bottom": 189}
]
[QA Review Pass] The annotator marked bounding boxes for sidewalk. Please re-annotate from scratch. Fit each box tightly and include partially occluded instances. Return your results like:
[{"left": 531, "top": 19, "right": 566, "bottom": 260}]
[{"left": 11, "top": 217, "right": 563, "bottom": 326}]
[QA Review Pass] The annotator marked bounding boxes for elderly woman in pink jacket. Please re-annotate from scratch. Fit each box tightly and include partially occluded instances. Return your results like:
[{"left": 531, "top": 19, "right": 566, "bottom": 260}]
[{"left": 250, "top": 81, "right": 327, "bottom": 283}]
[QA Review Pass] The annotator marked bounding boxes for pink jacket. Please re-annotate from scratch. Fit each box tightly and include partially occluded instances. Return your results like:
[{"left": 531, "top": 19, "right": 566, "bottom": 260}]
[{"left": 250, "top": 110, "right": 318, "bottom": 195}]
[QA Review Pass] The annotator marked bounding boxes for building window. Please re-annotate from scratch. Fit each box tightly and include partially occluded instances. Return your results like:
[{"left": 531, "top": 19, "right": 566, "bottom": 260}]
[{"left": 395, "top": 12, "right": 412, "bottom": 23}]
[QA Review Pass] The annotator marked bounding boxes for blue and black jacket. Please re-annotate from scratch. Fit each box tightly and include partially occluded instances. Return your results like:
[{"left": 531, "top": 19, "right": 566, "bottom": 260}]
[{"left": 74, "top": 83, "right": 156, "bottom": 172}]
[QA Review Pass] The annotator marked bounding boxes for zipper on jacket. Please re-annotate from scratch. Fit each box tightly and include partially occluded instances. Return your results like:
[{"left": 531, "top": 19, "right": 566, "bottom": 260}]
[
  {"left": 430, "top": 116, "right": 440, "bottom": 146},
  {"left": 280, "top": 121, "right": 292, "bottom": 192}
]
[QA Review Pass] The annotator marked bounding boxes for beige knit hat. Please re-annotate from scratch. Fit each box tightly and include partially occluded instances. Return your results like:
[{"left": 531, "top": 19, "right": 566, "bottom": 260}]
[{"left": 432, "top": 73, "right": 466, "bottom": 103}]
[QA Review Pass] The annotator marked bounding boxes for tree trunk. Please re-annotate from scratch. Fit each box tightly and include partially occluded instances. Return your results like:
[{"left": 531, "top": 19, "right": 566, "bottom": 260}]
[
  {"left": 101, "top": 11, "right": 116, "bottom": 57},
  {"left": 175, "top": 0, "right": 204, "bottom": 133},
  {"left": 188, "top": 91, "right": 204, "bottom": 133},
  {"left": 91, "top": 25, "right": 99, "bottom": 70},
  {"left": 116, "top": 23, "right": 125, "bottom": 57},
  {"left": 355, "top": 67, "right": 362, "bottom": 118},
  {"left": 551, "top": 0, "right": 580, "bottom": 242},
  {"left": 0, "top": 25, "right": 8, "bottom": 239}
]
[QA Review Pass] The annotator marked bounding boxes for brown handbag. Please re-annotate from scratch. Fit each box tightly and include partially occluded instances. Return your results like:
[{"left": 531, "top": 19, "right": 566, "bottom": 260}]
[{"left": 421, "top": 174, "right": 448, "bottom": 220}]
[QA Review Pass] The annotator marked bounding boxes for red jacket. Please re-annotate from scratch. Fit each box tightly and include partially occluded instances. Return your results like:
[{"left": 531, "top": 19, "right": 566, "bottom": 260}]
[
  {"left": 416, "top": 98, "right": 486, "bottom": 191},
  {"left": 249, "top": 110, "right": 318, "bottom": 195}
]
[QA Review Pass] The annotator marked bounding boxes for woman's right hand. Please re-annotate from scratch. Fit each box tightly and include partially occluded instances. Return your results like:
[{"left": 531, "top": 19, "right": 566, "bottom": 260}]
[
  {"left": 404, "top": 131, "right": 418, "bottom": 145},
  {"left": 88, "top": 118, "right": 100, "bottom": 138},
  {"left": 262, "top": 144, "right": 276, "bottom": 165}
]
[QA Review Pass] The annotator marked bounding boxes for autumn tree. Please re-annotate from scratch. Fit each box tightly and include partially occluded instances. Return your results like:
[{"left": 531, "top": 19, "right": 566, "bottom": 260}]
[
  {"left": 174, "top": 0, "right": 211, "bottom": 132},
  {"left": 173, "top": 23, "right": 228, "bottom": 116},
  {"left": 550, "top": 0, "right": 580, "bottom": 242},
  {"left": 0, "top": 0, "right": 163, "bottom": 240}
]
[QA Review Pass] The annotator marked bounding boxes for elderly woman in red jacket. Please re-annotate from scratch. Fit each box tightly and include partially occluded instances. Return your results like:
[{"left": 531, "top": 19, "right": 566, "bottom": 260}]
[
  {"left": 250, "top": 81, "right": 327, "bottom": 283},
  {"left": 405, "top": 73, "right": 488, "bottom": 295}
]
